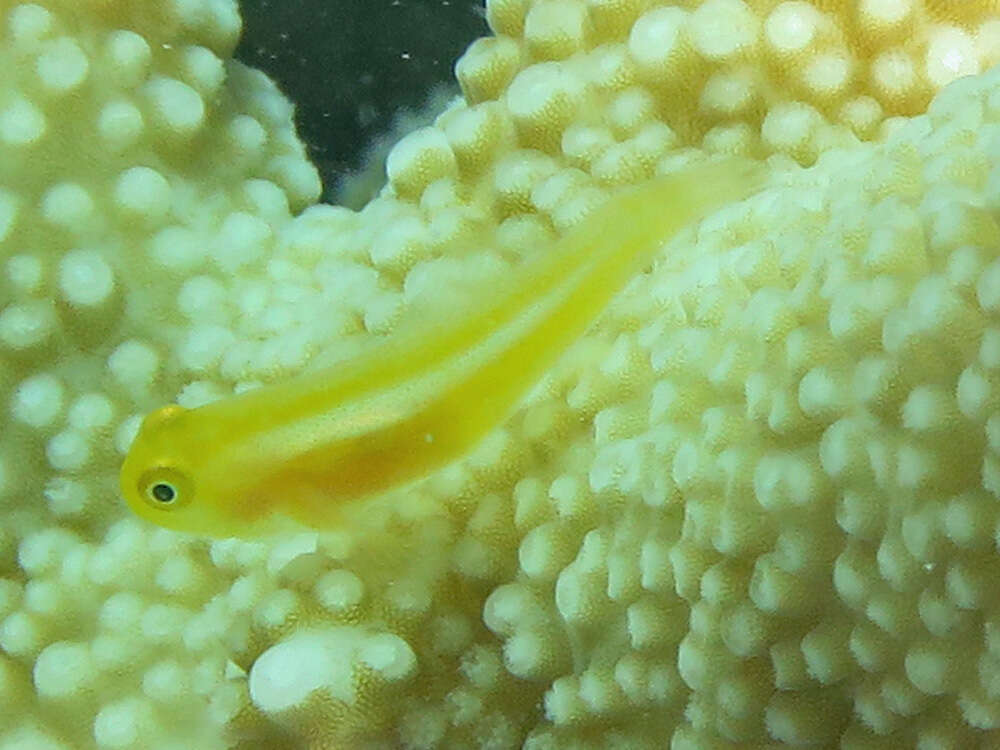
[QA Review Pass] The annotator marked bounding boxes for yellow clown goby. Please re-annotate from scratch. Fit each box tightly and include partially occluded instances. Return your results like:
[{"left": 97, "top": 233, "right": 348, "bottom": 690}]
[{"left": 120, "top": 158, "right": 767, "bottom": 537}]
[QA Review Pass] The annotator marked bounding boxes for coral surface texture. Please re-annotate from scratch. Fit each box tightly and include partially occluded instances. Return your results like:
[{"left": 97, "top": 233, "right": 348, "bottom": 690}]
[{"left": 3, "top": 0, "right": 1000, "bottom": 748}]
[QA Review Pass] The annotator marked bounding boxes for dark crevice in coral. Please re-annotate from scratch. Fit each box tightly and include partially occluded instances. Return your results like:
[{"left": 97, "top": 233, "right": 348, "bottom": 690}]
[{"left": 235, "top": 0, "right": 489, "bottom": 203}]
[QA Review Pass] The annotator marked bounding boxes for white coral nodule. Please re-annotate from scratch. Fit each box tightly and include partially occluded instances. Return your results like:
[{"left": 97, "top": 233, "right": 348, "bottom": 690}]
[{"left": 248, "top": 627, "right": 417, "bottom": 713}]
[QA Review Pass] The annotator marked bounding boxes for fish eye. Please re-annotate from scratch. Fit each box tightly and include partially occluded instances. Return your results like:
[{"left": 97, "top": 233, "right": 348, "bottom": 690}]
[
  {"left": 148, "top": 482, "right": 177, "bottom": 504},
  {"left": 137, "top": 466, "right": 192, "bottom": 511}
]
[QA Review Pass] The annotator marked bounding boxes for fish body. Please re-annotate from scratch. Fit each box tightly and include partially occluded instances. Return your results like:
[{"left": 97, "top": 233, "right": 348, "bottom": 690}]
[{"left": 120, "top": 158, "right": 766, "bottom": 537}]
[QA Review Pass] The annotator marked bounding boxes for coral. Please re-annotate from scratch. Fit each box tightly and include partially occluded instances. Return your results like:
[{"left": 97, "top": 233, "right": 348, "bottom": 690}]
[
  {"left": 465, "top": 0, "right": 1000, "bottom": 167},
  {"left": 3, "top": 0, "right": 1000, "bottom": 749},
  {"left": 0, "top": 0, "right": 321, "bottom": 747}
]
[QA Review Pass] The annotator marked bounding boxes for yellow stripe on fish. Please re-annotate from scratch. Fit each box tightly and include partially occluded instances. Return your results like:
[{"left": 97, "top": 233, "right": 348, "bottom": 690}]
[{"left": 119, "top": 157, "right": 767, "bottom": 537}]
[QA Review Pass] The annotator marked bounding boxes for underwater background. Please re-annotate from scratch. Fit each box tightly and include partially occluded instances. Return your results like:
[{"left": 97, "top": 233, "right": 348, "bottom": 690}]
[
  {"left": 236, "top": 0, "right": 488, "bottom": 204},
  {"left": 4, "top": 1, "right": 1000, "bottom": 748}
]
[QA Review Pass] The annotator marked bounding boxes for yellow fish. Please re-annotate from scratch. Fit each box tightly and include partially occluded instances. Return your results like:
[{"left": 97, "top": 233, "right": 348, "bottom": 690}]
[{"left": 120, "top": 158, "right": 766, "bottom": 537}]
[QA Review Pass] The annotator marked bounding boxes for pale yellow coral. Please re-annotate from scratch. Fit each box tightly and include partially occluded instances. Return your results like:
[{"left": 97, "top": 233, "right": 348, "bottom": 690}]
[
  {"left": 465, "top": 0, "right": 1000, "bottom": 164},
  {"left": 4, "top": 0, "right": 1000, "bottom": 749}
]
